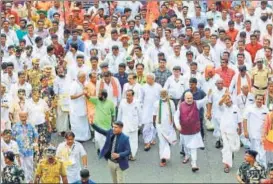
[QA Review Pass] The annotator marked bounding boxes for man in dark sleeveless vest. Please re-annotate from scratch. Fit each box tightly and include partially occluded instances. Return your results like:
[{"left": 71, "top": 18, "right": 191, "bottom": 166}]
[{"left": 175, "top": 91, "right": 208, "bottom": 172}]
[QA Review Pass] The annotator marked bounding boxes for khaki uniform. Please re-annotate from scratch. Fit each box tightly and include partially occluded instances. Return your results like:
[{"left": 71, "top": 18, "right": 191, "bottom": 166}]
[
  {"left": 27, "top": 69, "right": 43, "bottom": 88},
  {"left": 35, "top": 158, "right": 67, "bottom": 183},
  {"left": 251, "top": 68, "right": 270, "bottom": 95}
]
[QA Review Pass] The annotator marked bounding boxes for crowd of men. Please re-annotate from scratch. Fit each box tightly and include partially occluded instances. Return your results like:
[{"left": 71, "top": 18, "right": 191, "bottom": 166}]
[{"left": 3, "top": 0, "right": 273, "bottom": 183}]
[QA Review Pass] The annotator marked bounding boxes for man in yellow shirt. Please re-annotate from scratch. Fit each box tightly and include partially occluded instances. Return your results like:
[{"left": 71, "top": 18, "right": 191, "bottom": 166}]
[{"left": 35, "top": 145, "right": 68, "bottom": 184}]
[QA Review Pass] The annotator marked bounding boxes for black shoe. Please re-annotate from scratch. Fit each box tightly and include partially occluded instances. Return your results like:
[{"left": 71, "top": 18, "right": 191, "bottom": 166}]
[
  {"left": 240, "top": 141, "right": 243, "bottom": 147},
  {"left": 215, "top": 140, "right": 221, "bottom": 149},
  {"left": 180, "top": 150, "right": 185, "bottom": 156},
  {"left": 97, "top": 149, "right": 100, "bottom": 156},
  {"left": 232, "top": 153, "right": 234, "bottom": 160},
  {"left": 192, "top": 167, "right": 199, "bottom": 172},
  {"left": 200, "top": 147, "right": 205, "bottom": 150}
]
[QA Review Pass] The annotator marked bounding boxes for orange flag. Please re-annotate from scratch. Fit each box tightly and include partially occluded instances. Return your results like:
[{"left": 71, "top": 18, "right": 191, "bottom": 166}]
[{"left": 145, "top": 1, "right": 160, "bottom": 30}]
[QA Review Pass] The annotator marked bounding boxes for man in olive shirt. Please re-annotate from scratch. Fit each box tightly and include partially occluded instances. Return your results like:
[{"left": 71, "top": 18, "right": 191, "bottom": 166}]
[{"left": 86, "top": 89, "right": 115, "bottom": 152}]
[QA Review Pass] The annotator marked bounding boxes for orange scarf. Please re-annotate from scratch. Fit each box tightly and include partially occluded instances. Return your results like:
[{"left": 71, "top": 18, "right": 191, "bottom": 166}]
[
  {"left": 99, "top": 77, "right": 118, "bottom": 97},
  {"left": 237, "top": 73, "right": 251, "bottom": 95},
  {"left": 204, "top": 65, "right": 215, "bottom": 80}
]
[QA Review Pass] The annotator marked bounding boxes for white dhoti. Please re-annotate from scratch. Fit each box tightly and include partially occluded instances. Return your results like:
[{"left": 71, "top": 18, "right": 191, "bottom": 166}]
[
  {"left": 157, "top": 124, "right": 177, "bottom": 160},
  {"left": 21, "top": 155, "right": 34, "bottom": 183},
  {"left": 221, "top": 132, "right": 240, "bottom": 167},
  {"left": 95, "top": 131, "right": 106, "bottom": 150},
  {"left": 69, "top": 114, "right": 91, "bottom": 141},
  {"left": 142, "top": 123, "right": 156, "bottom": 144},
  {"left": 56, "top": 106, "right": 70, "bottom": 133},
  {"left": 181, "top": 132, "right": 204, "bottom": 167},
  {"left": 124, "top": 130, "right": 138, "bottom": 157},
  {"left": 212, "top": 117, "right": 221, "bottom": 139},
  {"left": 67, "top": 166, "right": 81, "bottom": 183},
  {"left": 250, "top": 138, "right": 266, "bottom": 168}
]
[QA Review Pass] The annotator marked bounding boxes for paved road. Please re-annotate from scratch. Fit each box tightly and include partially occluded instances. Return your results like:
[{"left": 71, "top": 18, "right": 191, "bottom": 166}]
[{"left": 53, "top": 129, "right": 245, "bottom": 183}]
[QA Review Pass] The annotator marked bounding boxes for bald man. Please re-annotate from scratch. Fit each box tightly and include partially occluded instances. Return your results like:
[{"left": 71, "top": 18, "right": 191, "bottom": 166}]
[
  {"left": 174, "top": 92, "right": 208, "bottom": 172},
  {"left": 206, "top": 78, "right": 227, "bottom": 149},
  {"left": 12, "top": 111, "right": 38, "bottom": 183},
  {"left": 69, "top": 71, "right": 91, "bottom": 142}
]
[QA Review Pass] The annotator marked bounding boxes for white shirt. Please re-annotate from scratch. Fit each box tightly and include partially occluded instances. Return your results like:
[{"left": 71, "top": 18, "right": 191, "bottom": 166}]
[
  {"left": 195, "top": 53, "right": 215, "bottom": 73},
  {"left": 10, "top": 82, "right": 32, "bottom": 99},
  {"left": 32, "top": 45, "right": 47, "bottom": 59},
  {"left": 208, "top": 87, "right": 227, "bottom": 118},
  {"left": 1, "top": 29, "right": 19, "bottom": 46},
  {"left": 122, "top": 82, "right": 142, "bottom": 101},
  {"left": 202, "top": 74, "right": 221, "bottom": 94},
  {"left": 133, "top": 55, "right": 154, "bottom": 74},
  {"left": 164, "top": 75, "right": 186, "bottom": 99},
  {"left": 70, "top": 81, "right": 87, "bottom": 116},
  {"left": 26, "top": 99, "right": 49, "bottom": 126},
  {"left": 56, "top": 141, "right": 87, "bottom": 182},
  {"left": 236, "top": 93, "right": 255, "bottom": 115},
  {"left": 167, "top": 54, "right": 185, "bottom": 71},
  {"left": 40, "top": 54, "right": 58, "bottom": 69},
  {"left": 219, "top": 104, "right": 242, "bottom": 133},
  {"left": 1, "top": 93, "right": 11, "bottom": 124},
  {"left": 243, "top": 104, "right": 269, "bottom": 139},
  {"left": 1, "top": 139, "right": 19, "bottom": 155},
  {"left": 153, "top": 99, "right": 175, "bottom": 125},
  {"left": 2, "top": 73, "right": 18, "bottom": 90},
  {"left": 67, "top": 64, "right": 91, "bottom": 81},
  {"left": 140, "top": 83, "right": 162, "bottom": 124},
  {"left": 23, "top": 34, "right": 38, "bottom": 46},
  {"left": 64, "top": 51, "right": 85, "bottom": 67},
  {"left": 104, "top": 53, "right": 125, "bottom": 74},
  {"left": 117, "top": 99, "right": 141, "bottom": 132}
]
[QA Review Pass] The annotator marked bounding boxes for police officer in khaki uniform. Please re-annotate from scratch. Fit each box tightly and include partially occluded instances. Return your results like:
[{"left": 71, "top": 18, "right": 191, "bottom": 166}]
[
  {"left": 35, "top": 146, "right": 68, "bottom": 184},
  {"left": 27, "top": 58, "right": 43, "bottom": 88},
  {"left": 43, "top": 65, "right": 55, "bottom": 87},
  {"left": 251, "top": 59, "right": 270, "bottom": 95}
]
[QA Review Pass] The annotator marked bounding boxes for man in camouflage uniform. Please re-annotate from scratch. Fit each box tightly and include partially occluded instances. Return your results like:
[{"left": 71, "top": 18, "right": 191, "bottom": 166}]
[
  {"left": 40, "top": 75, "right": 57, "bottom": 132},
  {"left": 237, "top": 150, "right": 266, "bottom": 183},
  {"left": 27, "top": 58, "right": 42, "bottom": 88},
  {"left": 42, "top": 65, "right": 55, "bottom": 87},
  {"left": 2, "top": 151, "right": 25, "bottom": 183}
]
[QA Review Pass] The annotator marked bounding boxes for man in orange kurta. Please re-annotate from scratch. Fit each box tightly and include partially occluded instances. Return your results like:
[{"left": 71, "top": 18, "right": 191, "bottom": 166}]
[
  {"left": 85, "top": 72, "right": 97, "bottom": 123},
  {"left": 263, "top": 112, "right": 273, "bottom": 168}
]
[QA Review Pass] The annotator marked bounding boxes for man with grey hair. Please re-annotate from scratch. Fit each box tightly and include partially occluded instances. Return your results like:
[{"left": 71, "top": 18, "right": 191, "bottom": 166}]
[
  {"left": 206, "top": 78, "right": 227, "bottom": 149},
  {"left": 175, "top": 91, "right": 208, "bottom": 172},
  {"left": 153, "top": 89, "right": 176, "bottom": 167},
  {"left": 69, "top": 71, "right": 91, "bottom": 142},
  {"left": 140, "top": 73, "right": 162, "bottom": 151}
]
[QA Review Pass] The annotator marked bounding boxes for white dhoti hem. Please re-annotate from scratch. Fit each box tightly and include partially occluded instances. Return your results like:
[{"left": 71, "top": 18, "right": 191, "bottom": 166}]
[
  {"left": 67, "top": 167, "right": 81, "bottom": 183},
  {"left": 221, "top": 132, "right": 240, "bottom": 167},
  {"left": 250, "top": 138, "right": 266, "bottom": 168},
  {"left": 21, "top": 155, "right": 34, "bottom": 183},
  {"left": 124, "top": 130, "right": 138, "bottom": 158},
  {"left": 69, "top": 114, "right": 91, "bottom": 141},
  {"left": 212, "top": 117, "right": 221, "bottom": 139},
  {"left": 181, "top": 132, "right": 204, "bottom": 149},
  {"left": 56, "top": 106, "right": 70, "bottom": 132},
  {"left": 95, "top": 131, "right": 106, "bottom": 150},
  {"left": 142, "top": 123, "right": 156, "bottom": 144}
]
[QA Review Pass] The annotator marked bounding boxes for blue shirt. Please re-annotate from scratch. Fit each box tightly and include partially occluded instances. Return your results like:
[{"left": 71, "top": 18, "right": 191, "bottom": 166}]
[
  {"left": 191, "top": 16, "right": 207, "bottom": 29},
  {"left": 12, "top": 122, "right": 38, "bottom": 157},
  {"left": 65, "top": 38, "right": 85, "bottom": 52},
  {"left": 16, "top": 29, "right": 27, "bottom": 41},
  {"left": 114, "top": 72, "right": 128, "bottom": 91},
  {"left": 47, "top": 7, "right": 59, "bottom": 21},
  {"left": 73, "top": 179, "right": 96, "bottom": 184}
]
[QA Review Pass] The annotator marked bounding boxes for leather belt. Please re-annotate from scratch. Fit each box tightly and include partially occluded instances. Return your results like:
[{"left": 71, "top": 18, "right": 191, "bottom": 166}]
[{"left": 253, "top": 85, "right": 267, "bottom": 90}]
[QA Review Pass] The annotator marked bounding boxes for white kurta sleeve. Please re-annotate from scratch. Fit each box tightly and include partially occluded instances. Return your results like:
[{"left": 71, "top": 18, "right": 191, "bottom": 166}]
[
  {"left": 117, "top": 102, "right": 123, "bottom": 121},
  {"left": 78, "top": 143, "right": 87, "bottom": 156},
  {"left": 174, "top": 109, "right": 181, "bottom": 131},
  {"left": 196, "top": 97, "right": 208, "bottom": 110},
  {"left": 243, "top": 106, "right": 250, "bottom": 120}
]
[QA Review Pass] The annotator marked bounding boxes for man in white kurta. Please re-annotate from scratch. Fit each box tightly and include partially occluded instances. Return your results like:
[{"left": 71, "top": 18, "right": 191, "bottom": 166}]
[
  {"left": 56, "top": 132, "right": 87, "bottom": 183},
  {"left": 243, "top": 95, "right": 269, "bottom": 168},
  {"left": 69, "top": 72, "right": 91, "bottom": 141},
  {"left": 122, "top": 73, "right": 142, "bottom": 102},
  {"left": 207, "top": 79, "right": 227, "bottom": 148},
  {"left": 153, "top": 90, "right": 176, "bottom": 167},
  {"left": 140, "top": 73, "right": 162, "bottom": 151},
  {"left": 219, "top": 94, "right": 241, "bottom": 172},
  {"left": 117, "top": 89, "right": 141, "bottom": 160},
  {"left": 53, "top": 67, "right": 71, "bottom": 134}
]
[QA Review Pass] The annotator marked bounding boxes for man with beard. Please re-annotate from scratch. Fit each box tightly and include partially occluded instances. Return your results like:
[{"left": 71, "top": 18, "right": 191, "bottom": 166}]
[
  {"left": 53, "top": 66, "right": 71, "bottom": 136},
  {"left": 175, "top": 91, "right": 208, "bottom": 172},
  {"left": 86, "top": 90, "right": 115, "bottom": 154},
  {"left": 153, "top": 89, "right": 176, "bottom": 167}
]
